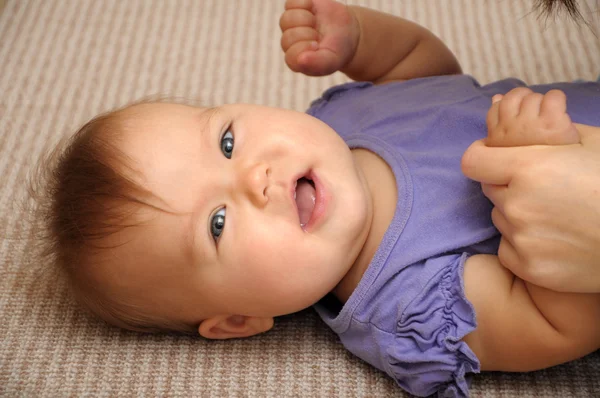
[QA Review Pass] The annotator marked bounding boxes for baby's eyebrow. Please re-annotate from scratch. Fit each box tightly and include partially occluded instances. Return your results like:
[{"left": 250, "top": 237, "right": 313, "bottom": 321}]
[
  {"left": 182, "top": 106, "right": 222, "bottom": 265},
  {"left": 184, "top": 189, "right": 213, "bottom": 267},
  {"left": 199, "top": 106, "right": 221, "bottom": 130},
  {"left": 183, "top": 210, "right": 200, "bottom": 266}
]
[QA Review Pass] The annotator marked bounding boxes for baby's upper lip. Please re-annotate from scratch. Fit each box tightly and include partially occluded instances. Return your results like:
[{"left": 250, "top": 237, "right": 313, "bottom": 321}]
[{"left": 290, "top": 170, "right": 310, "bottom": 226}]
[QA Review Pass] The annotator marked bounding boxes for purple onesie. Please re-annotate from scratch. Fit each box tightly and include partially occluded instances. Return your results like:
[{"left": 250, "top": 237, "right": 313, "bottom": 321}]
[{"left": 306, "top": 75, "right": 600, "bottom": 397}]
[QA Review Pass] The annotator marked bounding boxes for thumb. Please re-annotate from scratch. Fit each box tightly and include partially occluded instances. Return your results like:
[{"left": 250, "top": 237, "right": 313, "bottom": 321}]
[
  {"left": 284, "top": 41, "right": 319, "bottom": 73},
  {"left": 461, "top": 139, "right": 536, "bottom": 185}
]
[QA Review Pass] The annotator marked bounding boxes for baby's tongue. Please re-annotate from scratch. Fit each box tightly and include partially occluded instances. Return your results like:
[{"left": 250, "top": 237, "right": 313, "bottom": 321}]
[{"left": 295, "top": 179, "right": 316, "bottom": 227}]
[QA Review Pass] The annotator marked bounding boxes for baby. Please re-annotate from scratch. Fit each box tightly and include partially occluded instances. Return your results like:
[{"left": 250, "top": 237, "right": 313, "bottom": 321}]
[{"left": 38, "top": 0, "right": 600, "bottom": 396}]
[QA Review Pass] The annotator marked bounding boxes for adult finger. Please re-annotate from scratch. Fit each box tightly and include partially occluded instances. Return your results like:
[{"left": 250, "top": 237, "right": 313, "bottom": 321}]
[
  {"left": 490, "top": 205, "right": 513, "bottom": 237},
  {"left": 497, "top": 236, "right": 523, "bottom": 278},
  {"left": 461, "top": 140, "right": 534, "bottom": 185},
  {"left": 576, "top": 123, "right": 597, "bottom": 145},
  {"left": 481, "top": 184, "right": 508, "bottom": 213}
]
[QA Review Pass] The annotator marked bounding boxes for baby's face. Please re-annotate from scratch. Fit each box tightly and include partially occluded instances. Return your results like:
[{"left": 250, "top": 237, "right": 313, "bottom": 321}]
[{"left": 111, "top": 103, "right": 372, "bottom": 326}]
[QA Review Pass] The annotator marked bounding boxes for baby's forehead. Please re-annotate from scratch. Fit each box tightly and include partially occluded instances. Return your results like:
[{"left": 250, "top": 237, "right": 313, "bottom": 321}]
[
  {"left": 115, "top": 102, "right": 216, "bottom": 210},
  {"left": 118, "top": 103, "right": 210, "bottom": 139}
]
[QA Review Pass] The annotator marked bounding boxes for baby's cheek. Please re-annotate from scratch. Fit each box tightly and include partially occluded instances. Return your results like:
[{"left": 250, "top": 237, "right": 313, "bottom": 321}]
[{"left": 242, "top": 235, "right": 300, "bottom": 265}]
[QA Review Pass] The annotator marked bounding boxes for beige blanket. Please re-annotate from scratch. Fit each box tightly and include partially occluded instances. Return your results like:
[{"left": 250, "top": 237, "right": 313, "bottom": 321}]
[{"left": 1, "top": 0, "right": 599, "bottom": 396}]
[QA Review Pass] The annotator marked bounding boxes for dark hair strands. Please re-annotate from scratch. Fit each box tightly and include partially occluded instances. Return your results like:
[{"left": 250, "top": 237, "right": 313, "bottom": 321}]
[
  {"left": 27, "top": 100, "right": 202, "bottom": 335},
  {"left": 534, "top": 0, "right": 599, "bottom": 33}
]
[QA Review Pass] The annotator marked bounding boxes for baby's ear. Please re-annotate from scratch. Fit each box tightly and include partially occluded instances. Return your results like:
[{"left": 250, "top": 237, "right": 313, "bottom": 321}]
[{"left": 198, "top": 315, "right": 274, "bottom": 339}]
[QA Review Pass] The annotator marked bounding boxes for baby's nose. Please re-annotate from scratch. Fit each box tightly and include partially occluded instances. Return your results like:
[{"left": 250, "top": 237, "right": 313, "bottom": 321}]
[{"left": 239, "top": 162, "right": 269, "bottom": 207}]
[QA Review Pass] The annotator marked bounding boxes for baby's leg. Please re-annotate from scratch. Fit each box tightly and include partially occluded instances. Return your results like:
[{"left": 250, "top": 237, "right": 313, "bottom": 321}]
[{"left": 484, "top": 87, "right": 598, "bottom": 147}]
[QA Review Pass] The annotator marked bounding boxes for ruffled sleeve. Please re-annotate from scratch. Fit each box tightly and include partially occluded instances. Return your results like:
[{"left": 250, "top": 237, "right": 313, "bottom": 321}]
[{"left": 386, "top": 253, "right": 480, "bottom": 397}]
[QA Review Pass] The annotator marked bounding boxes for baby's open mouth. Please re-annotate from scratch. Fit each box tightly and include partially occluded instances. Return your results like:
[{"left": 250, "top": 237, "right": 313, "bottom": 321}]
[{"left": 294, "top": 176, "right": 316, "bottom": 228}]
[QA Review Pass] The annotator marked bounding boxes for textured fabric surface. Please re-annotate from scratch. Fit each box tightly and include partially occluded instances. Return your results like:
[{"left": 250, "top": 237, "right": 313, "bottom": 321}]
[{"left": 0, "top": 0, "right": 599, "bottom": 397}]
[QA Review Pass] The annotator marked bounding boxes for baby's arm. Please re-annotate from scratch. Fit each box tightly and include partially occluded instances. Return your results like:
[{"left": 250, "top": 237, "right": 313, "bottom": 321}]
[
  {"left": 340, "top": 4, "right": 461, "bottom": 83},
  {"left": 462, "top": 254, "right": 600, "bottom": 371},
  {"left": 280, "top": 0, "right": 461, "bottom": 83}
]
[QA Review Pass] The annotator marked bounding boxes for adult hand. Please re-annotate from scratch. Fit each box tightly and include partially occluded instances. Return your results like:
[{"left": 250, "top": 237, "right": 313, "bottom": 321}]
[
  {"left": 279, "top": 0, "right": 359, "bottom": 77},
  {"left": 462, "top": 88, "right": 600, "bottom": 293}
]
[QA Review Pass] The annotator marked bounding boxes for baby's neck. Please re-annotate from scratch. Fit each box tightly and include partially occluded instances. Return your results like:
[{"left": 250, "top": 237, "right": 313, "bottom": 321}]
[{"left": 332, "top": 148, "right": 398, "bottom": 303}]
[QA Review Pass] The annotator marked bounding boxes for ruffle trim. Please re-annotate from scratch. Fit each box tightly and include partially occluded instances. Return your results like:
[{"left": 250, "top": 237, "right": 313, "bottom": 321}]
[{"left": 387, "top": 253, "right": 480, "bottom": 397}]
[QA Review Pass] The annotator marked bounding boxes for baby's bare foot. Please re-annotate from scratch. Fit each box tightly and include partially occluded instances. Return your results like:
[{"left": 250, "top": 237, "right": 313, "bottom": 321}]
[{"left": 485, "top": 88, "right": 580, "bottom": 147}]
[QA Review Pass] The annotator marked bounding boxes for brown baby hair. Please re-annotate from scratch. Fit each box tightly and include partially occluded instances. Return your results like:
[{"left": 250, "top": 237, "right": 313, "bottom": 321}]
[
  {"left": 33, "top": 105, "right": 198, "bottom": 335},
  {"left": 534, "top": 0, "right": 588, "bottom": 21}
]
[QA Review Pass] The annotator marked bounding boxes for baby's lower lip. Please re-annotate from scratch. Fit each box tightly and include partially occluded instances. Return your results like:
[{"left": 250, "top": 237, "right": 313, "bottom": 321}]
[{"left": 302, "top": 170, "right": 328, "bottom": 232}]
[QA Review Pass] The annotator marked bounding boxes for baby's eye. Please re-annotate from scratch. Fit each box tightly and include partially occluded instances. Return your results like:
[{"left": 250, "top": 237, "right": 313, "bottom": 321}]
[
  {"left": 220, "top": 130, "right": 234, "bottom": 159},
  {"left": 210, "top": 208, "right": 226, "bottom": 243}
]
